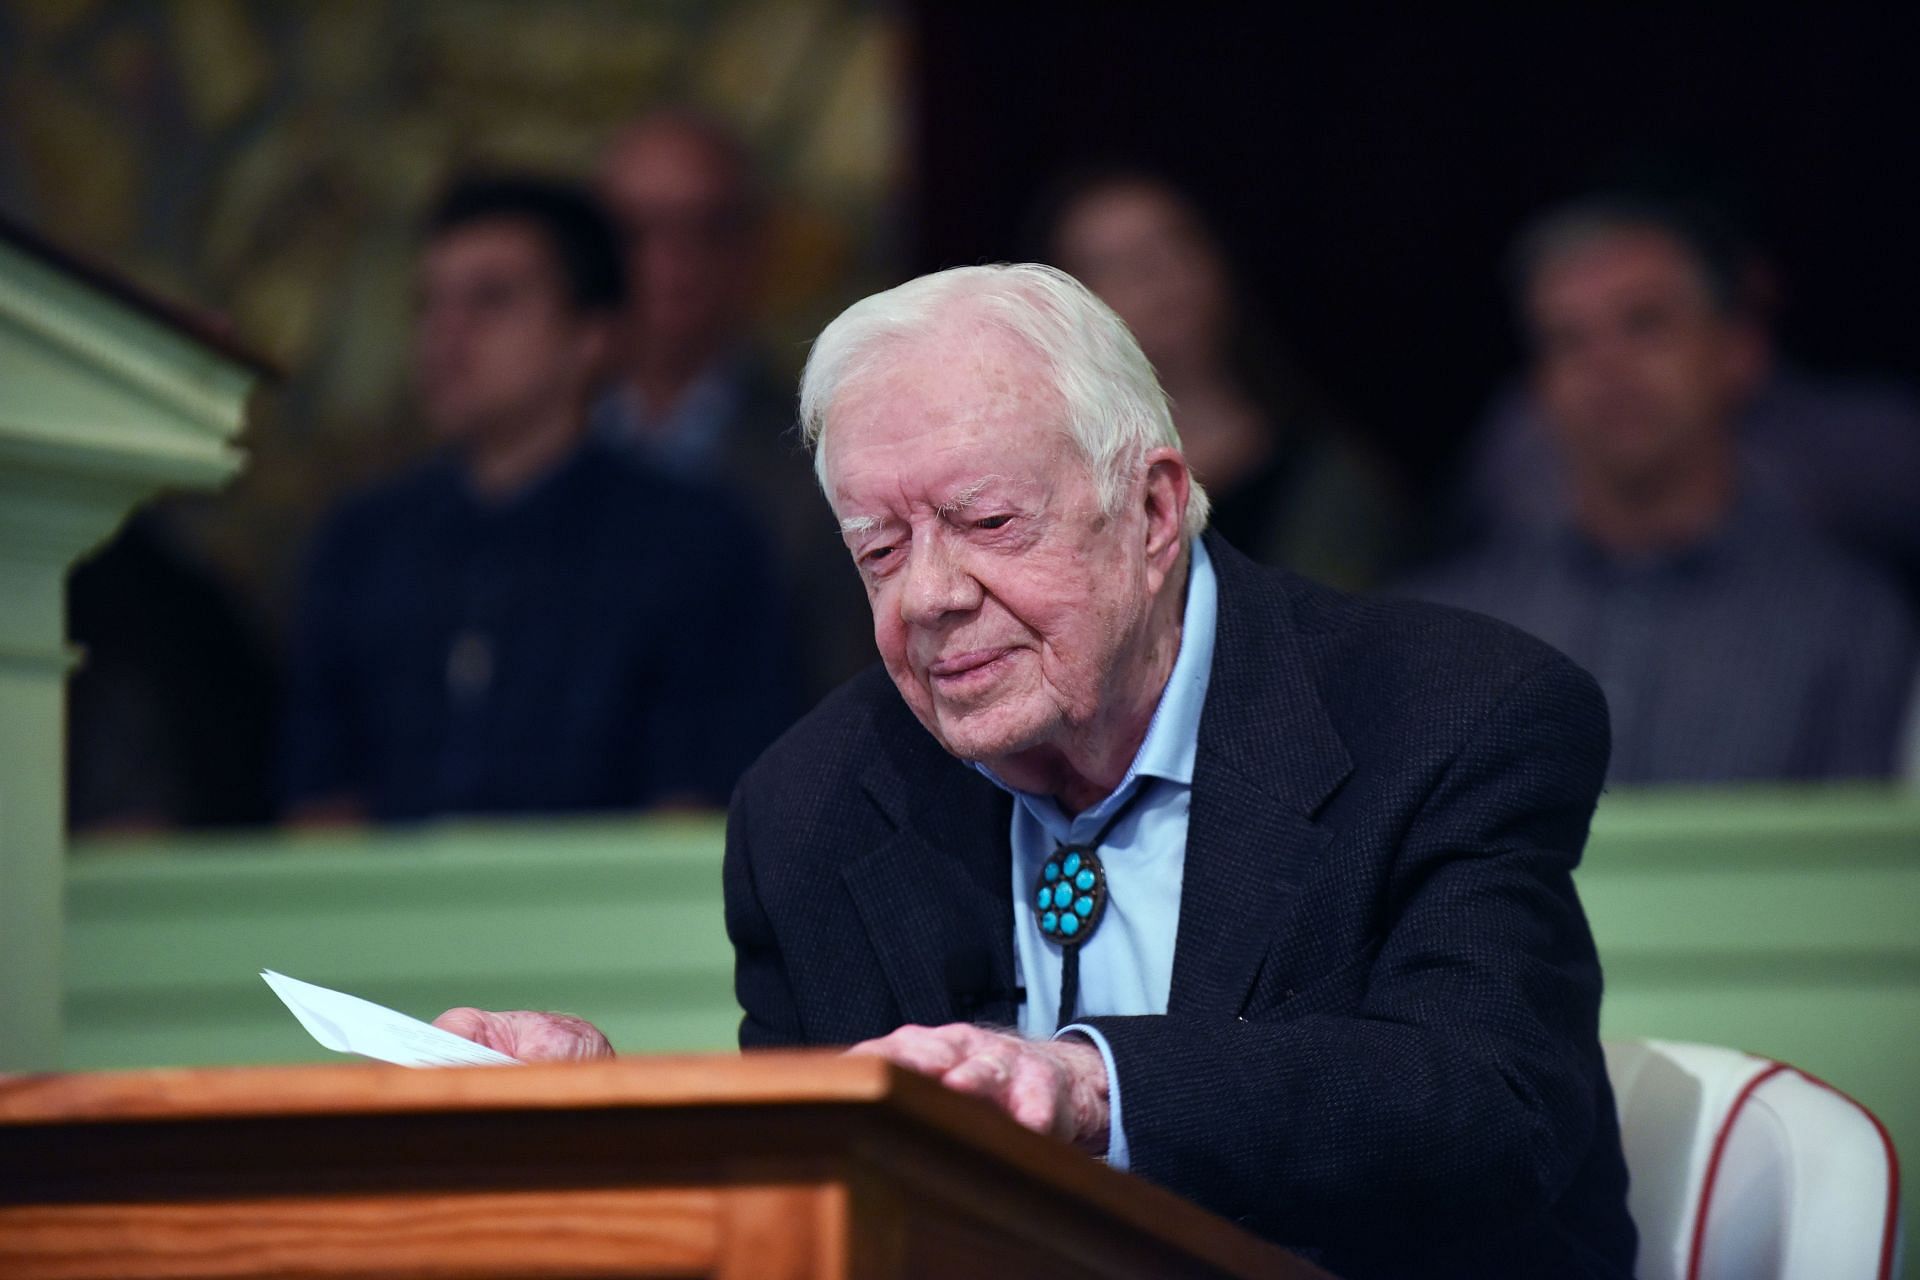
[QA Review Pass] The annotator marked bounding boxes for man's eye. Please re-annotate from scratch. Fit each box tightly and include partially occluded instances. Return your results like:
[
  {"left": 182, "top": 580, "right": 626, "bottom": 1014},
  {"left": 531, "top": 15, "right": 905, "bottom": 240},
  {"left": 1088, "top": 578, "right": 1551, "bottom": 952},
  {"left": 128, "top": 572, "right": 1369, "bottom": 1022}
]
[
  {"left": 975, "top": 515, "right": 1014, "bottom": 531},
  {"left": 862, "top": 544, "right": 898, "bottom": 566}
]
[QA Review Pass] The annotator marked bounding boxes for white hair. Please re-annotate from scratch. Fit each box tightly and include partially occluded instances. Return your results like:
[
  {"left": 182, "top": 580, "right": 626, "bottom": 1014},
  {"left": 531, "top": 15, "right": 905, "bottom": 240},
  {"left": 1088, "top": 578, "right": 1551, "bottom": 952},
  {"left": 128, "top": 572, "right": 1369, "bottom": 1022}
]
[{"left": 798, "top": 262, "right": 1210, "bottom": 540}]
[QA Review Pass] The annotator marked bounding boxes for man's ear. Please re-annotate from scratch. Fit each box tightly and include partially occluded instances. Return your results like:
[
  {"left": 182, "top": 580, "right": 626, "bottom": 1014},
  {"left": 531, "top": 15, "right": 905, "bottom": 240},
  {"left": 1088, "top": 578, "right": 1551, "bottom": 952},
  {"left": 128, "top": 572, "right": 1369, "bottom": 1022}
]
[{"left": 1140, "top": 446, "right": 1190, "bottom": 575}]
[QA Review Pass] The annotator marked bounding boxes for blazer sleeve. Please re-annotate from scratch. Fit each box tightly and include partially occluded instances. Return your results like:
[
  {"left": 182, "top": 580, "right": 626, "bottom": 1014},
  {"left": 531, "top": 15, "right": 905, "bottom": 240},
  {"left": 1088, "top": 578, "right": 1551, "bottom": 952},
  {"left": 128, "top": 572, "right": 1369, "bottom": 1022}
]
[{"left": 1081, "top": 656, "right": 1613, "bottom": 1244}]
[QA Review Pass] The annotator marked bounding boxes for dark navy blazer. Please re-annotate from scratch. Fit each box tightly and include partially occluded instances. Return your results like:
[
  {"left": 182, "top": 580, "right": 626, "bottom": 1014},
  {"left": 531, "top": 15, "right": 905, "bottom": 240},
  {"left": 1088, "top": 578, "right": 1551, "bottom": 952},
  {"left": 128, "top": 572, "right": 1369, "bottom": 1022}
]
[{"left": 724, "top": 532, "right": 1637, "bottom": 1279}]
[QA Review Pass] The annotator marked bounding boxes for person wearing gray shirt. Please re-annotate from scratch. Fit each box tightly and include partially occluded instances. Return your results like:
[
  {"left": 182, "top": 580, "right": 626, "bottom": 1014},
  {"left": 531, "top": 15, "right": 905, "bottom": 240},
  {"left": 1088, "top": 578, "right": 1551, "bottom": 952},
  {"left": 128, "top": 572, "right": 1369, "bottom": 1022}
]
[{"left": 1405, "top": 195, "right": 1916, "bottom": 784}]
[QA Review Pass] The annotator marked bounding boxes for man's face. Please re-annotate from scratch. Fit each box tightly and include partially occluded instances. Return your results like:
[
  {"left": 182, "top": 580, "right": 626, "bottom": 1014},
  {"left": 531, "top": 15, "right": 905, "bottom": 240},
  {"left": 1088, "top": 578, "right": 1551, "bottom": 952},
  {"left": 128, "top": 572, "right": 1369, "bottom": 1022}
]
[
  {"left": 600, "top": 124, "right": 758, "bottom": 367},
  {"left": 1529, "top": 229, "right": 1759, "bottom": 486},
  {"left": 823, "top": 328, "right": 1175, "bottom": 770},
  {"left": 1052, "top": 181, "right": 1229, "bottom": 379},
  {"left": 412, "top": 220, "right": 604, "bottom": 442}
]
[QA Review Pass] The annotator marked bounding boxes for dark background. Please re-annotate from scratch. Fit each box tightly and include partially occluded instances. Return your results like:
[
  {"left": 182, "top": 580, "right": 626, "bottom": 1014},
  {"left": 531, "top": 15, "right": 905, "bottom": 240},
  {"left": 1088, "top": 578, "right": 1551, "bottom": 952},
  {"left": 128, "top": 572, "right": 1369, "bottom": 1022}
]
[{"left": 907, "top": 4, "right": 1920, "bottom": 487}]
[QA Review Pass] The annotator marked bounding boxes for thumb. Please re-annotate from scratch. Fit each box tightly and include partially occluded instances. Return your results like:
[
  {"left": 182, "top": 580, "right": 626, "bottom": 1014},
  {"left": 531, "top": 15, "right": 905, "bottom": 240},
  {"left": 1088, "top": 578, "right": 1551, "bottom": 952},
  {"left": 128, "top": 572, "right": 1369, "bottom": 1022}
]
[{"left": 433, "top": 1007, "right": 513, "bottom": 1053}]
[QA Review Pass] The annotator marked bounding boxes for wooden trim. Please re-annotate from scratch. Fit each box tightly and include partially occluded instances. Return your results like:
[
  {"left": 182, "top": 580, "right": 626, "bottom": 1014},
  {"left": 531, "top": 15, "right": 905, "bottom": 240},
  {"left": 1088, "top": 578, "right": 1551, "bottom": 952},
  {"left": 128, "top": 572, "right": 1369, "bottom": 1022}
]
[
  {"left": 0, "top": 1188, "right": 723, "bottom": 1279},
  {"left": 0, "top": 1055, "right": 1319, "bottom": 1279}
]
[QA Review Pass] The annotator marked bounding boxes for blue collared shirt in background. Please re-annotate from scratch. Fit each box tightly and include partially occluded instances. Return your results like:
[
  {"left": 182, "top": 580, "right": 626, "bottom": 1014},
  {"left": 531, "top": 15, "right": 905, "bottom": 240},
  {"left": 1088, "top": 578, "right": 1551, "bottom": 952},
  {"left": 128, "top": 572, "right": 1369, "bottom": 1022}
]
[
  {"left": 590, "top": 356, "right": 746, "bottom": 481},
  {"left": 973, "top": 537, "right": 1218, "bottom": 1169}
]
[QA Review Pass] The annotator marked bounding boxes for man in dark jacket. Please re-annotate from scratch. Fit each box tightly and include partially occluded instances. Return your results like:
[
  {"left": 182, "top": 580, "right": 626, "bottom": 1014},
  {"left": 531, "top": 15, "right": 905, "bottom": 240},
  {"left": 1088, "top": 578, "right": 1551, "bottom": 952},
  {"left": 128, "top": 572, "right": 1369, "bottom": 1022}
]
[
  {"left": 442, "top": 263, "right": 1637, "bottom": 1278},
  {"left": 284, "top": 176, "right": 790, "bottom": 823}
]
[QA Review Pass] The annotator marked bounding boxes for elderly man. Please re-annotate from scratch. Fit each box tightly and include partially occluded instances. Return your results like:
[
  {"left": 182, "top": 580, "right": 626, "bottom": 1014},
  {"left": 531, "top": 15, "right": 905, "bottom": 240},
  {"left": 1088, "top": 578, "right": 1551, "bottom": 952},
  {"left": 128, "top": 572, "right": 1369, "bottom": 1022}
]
[{"left": 442, "top": 265, "right": 1637, "bottom": 1278}]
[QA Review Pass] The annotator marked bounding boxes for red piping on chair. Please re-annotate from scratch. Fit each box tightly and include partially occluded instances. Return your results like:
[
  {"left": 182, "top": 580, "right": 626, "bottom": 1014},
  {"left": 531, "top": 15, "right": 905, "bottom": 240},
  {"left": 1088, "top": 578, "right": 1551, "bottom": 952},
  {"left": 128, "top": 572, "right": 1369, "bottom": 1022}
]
[
  {"left": 1783, "top": 1064, "right": 1903, "bottom": 1280},
  {"left": 1685, "top": 1060, "right": 1902, "bottom": 1280},
  {"left": 1687, "top": 1062, "right": 1787, "bottom": 1280}
]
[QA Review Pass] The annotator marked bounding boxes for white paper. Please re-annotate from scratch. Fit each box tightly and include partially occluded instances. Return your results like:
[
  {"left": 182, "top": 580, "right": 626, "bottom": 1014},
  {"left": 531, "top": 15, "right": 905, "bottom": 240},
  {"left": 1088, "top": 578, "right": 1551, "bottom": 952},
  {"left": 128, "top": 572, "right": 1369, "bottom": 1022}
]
[{"left": 260, "top": 969, "right": 522, "bottom": 1067}]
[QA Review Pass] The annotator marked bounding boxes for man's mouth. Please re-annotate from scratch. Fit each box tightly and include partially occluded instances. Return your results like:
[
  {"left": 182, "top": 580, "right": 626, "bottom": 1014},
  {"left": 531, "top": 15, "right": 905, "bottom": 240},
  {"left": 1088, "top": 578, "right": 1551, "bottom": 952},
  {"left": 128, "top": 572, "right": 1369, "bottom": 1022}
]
[{"left": 926, "top": 647, "right": 1014, "bottom": 690}]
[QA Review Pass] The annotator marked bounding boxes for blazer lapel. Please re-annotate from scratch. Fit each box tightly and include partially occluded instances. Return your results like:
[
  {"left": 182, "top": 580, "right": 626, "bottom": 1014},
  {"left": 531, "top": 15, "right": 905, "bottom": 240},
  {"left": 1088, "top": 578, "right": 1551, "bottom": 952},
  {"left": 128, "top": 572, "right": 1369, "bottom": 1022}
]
[
  {"left": 843, "top": 727, "right": 1018, "bottom": 1028},
  {"left": 1170, "top": 535, "right": 1352, "bottom": 1015}
]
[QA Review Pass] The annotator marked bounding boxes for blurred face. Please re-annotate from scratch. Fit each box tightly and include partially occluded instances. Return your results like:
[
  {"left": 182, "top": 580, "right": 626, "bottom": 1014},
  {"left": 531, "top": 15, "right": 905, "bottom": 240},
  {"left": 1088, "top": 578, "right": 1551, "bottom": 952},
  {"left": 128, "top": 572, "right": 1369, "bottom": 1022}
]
[
  {"left": 1529, "top": 229, "right": 1759, "bottom": 488},
  {"left": 824, "top": 327, "right": 1185, "bottom": 771},
  {"left": 1050, "top": 181, "right": 1230, "bottom": 378},
  {"left": 412, "top": 220, "right": 604, "bottom": 442},
  {"left": 600, "top": 123, "right": 758, "bottom": 367}
]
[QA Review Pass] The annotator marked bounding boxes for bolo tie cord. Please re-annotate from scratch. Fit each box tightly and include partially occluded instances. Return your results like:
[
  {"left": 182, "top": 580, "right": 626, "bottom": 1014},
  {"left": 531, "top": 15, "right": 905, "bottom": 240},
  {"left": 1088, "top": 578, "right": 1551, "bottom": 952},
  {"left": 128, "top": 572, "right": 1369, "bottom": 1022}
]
[{"left": 1042, "top": 785, "right": 1151, "bottom": 1031}]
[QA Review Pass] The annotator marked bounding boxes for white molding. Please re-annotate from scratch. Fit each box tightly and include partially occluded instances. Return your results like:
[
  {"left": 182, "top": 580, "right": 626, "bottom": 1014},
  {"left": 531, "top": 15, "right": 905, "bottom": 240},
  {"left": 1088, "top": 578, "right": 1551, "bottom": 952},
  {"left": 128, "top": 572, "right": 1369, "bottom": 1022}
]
[{"left": 0, "top": 245, "right": 255, "bottom": 443}]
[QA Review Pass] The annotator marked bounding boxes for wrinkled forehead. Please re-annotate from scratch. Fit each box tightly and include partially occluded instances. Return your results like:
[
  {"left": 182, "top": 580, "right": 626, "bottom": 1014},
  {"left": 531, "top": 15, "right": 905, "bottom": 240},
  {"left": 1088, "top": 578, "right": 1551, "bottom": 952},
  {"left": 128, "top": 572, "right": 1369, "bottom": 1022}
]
[
  {"left": 820, "top": 327, "right": 1087, "bottom": 505},
  {"left": 833, "top": 320, "right": 1069, "bottom": 435}
]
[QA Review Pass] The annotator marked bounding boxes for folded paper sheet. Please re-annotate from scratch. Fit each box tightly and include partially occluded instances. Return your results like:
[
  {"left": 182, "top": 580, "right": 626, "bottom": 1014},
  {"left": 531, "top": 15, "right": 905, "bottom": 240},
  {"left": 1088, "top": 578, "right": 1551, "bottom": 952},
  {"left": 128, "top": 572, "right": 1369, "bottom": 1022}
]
[{"left": 261, "top": 969, "right": 522, "bottom": 1067}]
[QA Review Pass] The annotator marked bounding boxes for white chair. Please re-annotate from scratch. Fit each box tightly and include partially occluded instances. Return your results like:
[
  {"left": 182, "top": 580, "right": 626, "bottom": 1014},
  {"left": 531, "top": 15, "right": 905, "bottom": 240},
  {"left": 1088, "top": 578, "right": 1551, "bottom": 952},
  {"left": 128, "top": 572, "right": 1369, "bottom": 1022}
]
[{"left": 1602, "top": 1038, "right": 1903, "bottom": 1280}]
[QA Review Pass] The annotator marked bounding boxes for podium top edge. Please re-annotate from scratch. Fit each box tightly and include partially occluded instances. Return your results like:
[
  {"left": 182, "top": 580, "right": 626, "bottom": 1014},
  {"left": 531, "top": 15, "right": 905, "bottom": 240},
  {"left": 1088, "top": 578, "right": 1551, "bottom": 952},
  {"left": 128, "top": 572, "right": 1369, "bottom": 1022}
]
[
  {"left": 0, "top": 1051, "right": 900, "bottom": 1124},
  {"left": 0, "top": 1052, "right": 1323, "bottom": 1278}
]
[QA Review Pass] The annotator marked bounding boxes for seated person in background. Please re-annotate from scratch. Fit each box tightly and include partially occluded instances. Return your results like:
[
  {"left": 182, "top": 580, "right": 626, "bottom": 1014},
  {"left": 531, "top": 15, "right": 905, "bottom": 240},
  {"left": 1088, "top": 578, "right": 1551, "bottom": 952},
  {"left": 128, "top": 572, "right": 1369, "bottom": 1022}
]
[
  {"left": 281, "top": 175, "right": 791, "bottom": 824},
  {"left": 1455, "top": 197, "right": 1920, "bottom": 600},
  {"left": 440, "top": 264, "right": 1637, "bottom": 1279},
  {"left": 1405, "top": 196, "right": 1917, "bottom": 784},
  {"left": 68, "top": 511, "right": 278, "bottom": 834},
  {"left": 595, "top": 108, "right": 872, "bottom": 708},
  {"left": 1036, "top": 168, "right": 1407, "bottom": 590}
]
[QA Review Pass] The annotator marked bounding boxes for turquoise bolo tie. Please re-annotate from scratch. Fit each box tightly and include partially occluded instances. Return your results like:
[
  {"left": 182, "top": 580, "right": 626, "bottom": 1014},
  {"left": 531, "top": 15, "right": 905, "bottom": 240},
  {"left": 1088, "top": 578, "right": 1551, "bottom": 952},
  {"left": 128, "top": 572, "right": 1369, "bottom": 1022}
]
[{"left": 1032, "top": 786, "right": 1149, "bottom": 1030}]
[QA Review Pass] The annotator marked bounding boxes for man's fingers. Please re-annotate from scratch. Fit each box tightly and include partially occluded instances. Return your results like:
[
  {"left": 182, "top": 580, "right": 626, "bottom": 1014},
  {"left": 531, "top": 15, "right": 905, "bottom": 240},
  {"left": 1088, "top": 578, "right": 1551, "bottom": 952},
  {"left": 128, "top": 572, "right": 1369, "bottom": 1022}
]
[
  {"left": 844, "top": 1024, "right": 1102, "bottom": 1147},
  {"left": 879, "top": 1027, "right": 1107, "bottom": 1145},
  {"left": 433, "top": 1007, "right": 502, "bottom": 1049},
  {"left": 943, "top": 1046, "right": 1069, "bottom": 1137},
  {"left": 508, "top": 1011, "right": 615, "bottom": 1062},
  {"left": 1003, "top": 1055, "right": 1068, "bottom": 1137},
  {"left": 846, "top": 1025, "right": 970, "bottom": 1077},
  {"left": 941, "top": 1051, "right": 1013, "bottom": 1094},
  {"left": 431, "top": 1008, "right": 613, "bottom": 1062}
]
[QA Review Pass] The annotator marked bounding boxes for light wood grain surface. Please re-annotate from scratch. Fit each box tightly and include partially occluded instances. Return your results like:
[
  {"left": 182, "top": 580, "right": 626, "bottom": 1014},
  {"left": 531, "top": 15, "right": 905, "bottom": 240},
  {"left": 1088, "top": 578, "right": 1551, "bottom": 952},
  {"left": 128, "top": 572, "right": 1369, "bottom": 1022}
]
[{"left": 0, "top": 1055, "right": 1325, "bottom": 1279}]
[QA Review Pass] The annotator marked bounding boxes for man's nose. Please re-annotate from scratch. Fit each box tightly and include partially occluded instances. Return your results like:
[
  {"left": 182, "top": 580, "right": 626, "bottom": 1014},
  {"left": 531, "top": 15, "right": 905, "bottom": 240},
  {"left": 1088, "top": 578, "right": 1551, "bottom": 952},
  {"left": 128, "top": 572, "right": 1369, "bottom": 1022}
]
[
  {"left": 1582, "top": 325, "right": 1643, "bottom": 373},
  {"left": 899, "top": 534, "right": 982, "bottom": 625}
]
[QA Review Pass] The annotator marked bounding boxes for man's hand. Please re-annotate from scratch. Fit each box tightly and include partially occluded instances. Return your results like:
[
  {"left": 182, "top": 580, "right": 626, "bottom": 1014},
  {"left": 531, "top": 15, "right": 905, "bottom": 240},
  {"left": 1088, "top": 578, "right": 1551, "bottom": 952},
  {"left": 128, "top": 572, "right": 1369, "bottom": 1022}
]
[
  {"left": 846, "top": 1023, "right": 1110, "bottom": 1153},
  {"left": 432, "top": 1008, "right": 614, "bottom": 1062}
]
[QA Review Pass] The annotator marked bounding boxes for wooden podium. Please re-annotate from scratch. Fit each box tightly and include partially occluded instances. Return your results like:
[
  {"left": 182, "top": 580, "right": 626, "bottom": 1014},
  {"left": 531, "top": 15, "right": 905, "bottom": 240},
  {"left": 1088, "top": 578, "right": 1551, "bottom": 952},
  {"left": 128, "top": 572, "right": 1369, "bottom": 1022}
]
[{"left": 0, "top": 1053, "right": 1328, "bottom": 1279}]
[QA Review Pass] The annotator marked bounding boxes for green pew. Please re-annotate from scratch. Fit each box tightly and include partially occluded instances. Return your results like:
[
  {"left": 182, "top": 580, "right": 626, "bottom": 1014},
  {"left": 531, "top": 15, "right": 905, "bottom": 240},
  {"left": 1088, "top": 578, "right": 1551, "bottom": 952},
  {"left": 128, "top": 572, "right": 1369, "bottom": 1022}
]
[{"left": 66, "top": 815, "right": 740, "bottom": 1069}]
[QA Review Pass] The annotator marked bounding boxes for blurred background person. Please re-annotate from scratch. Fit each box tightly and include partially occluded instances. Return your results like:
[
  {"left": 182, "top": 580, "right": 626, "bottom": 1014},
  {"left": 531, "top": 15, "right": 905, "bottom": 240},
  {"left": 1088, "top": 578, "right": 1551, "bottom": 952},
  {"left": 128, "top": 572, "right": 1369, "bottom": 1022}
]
[
  {"left": 1034, "top": 169, "right": 1407, "bottom": 590},
  {"left": 595, "top": 108, "right": 873, "bottom": 707},
  {"left": 280, "top": 174, "right": 791, "bottom": 825},
  {"left": 1454, "top": 200, "right": 1920, "bottom": 601},
  {"left": 1404, "top": 195, "right": 1917, "bottom": 784},
  {"left": 67, "top": 512, "right": 278, "bottom": 834}
]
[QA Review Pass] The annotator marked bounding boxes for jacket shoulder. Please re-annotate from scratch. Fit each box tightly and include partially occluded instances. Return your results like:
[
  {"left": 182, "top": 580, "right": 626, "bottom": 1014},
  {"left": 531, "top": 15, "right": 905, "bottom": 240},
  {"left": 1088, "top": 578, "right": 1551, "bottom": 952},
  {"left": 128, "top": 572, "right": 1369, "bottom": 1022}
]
[
  {"left": 738, "top": 664, "right": 920, "bottom": 805},
  {"left": 1219, "top": 535, "right": 1596, "bottom": 692},
  {"left": 1208, "top": 534, "right": 1608, "bottom": 767}
]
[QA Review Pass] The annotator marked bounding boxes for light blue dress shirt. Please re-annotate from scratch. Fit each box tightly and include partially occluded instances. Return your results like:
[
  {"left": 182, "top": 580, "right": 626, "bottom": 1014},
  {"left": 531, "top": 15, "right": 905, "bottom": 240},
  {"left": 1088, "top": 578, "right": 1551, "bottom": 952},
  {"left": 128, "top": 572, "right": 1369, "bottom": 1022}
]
[
  {"left": 590, "top": 355, "right": 745, "bottom": 480},
  {"left": 972, "top": 538, "right": 1218, "bottom": 1169}
]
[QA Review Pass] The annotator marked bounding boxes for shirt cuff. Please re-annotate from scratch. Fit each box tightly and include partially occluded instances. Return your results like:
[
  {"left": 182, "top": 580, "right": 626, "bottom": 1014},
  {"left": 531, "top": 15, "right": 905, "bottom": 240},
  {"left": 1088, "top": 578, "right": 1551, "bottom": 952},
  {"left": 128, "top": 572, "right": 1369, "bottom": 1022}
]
[{"left": 1054, "top": 1022, "right": 1128, "bottom": 1171}]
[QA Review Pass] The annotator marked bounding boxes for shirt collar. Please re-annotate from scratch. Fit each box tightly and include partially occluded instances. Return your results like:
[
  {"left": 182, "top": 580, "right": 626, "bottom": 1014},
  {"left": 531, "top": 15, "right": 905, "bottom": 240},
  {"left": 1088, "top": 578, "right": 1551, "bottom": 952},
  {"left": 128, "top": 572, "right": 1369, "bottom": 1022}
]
[
  {"left": 450, "top": 430, "right": 601, "bottom": 516},
  {"left": 593, "top": 353, "right": 747, "bottom": 478},
  {"left": 972, "top": 537, "right": 1219, "bottom": 832},
  {"left": 1553, "top": 481, "right": 1774, "bottom": 583}
]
